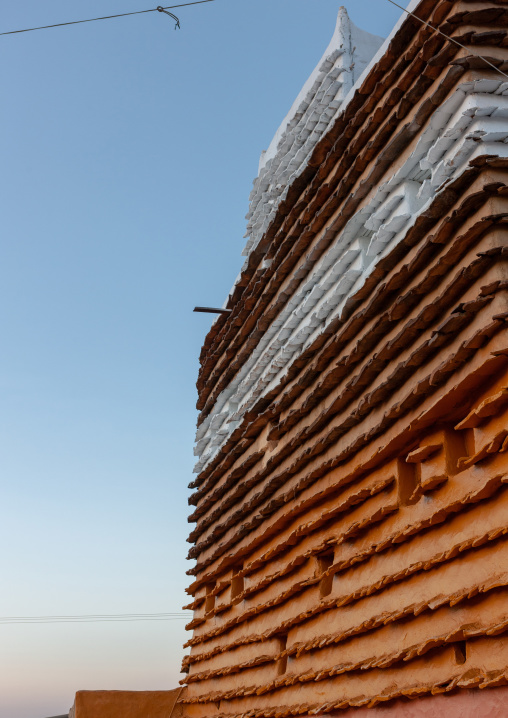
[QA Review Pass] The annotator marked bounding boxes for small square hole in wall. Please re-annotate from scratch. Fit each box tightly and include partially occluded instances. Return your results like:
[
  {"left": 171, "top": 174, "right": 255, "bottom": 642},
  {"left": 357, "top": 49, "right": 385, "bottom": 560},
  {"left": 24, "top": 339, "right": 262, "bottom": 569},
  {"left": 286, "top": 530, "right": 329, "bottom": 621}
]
[
  {"left": 231, "top": 566, "right": 244, "bottom": 603},
  {"left": 267, "top": 420, "right": 280, "bottom": 442},
  {"left": 275, "top": 635, "right": 288, "bottom": 675},
  {"left": 317, "top": 551, "right": 334, "bottom": 598},
  {"left": 454, "top": 640, "right": 467, "bottom": 665},
  {"left": 204, "top": 583, "right": 215, "bottom": 614},
  {"left": 397, "top": 457, "right": 419, "bottom": 506}
]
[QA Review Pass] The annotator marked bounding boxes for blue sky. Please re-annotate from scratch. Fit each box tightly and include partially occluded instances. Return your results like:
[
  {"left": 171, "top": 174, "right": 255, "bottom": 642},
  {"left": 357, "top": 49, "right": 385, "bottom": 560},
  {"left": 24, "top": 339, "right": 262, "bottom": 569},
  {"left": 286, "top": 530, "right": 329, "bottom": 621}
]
[{"left": 0, "top": 1, "right": 401, "bottom": 716}]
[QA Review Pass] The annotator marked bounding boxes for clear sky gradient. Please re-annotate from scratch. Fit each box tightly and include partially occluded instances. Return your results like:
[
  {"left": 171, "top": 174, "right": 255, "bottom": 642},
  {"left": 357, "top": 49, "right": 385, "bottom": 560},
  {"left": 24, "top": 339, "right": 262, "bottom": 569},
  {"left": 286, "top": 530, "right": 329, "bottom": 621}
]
[{"left": 0, "top": 1, "right": 401, "bottom": 716}]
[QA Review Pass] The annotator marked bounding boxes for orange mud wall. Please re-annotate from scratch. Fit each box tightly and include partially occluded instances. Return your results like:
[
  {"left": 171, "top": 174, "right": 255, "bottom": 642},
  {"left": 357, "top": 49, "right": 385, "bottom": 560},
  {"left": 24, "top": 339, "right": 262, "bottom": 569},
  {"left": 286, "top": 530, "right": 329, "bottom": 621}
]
[
  {"left": 70, "top": 689, "right": 184, "bottom": 718},
  {"left": 181, "top": 1, "right": 508, "bottom": 716}
]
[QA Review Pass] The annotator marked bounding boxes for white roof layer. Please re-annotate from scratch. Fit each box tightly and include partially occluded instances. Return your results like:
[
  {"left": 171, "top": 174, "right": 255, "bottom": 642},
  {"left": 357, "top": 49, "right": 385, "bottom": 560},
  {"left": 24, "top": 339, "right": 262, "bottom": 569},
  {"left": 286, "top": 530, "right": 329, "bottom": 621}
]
[{"left": 242, "top": 7, "right": 384, "bottom": 257}]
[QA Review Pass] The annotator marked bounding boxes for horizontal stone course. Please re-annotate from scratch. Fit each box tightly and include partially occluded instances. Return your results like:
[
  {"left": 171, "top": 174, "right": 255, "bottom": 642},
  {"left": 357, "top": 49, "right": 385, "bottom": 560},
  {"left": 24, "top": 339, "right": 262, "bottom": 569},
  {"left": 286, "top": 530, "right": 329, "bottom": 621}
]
[{"left": 183, "top": 2, "right": 508, "bottom": 716}]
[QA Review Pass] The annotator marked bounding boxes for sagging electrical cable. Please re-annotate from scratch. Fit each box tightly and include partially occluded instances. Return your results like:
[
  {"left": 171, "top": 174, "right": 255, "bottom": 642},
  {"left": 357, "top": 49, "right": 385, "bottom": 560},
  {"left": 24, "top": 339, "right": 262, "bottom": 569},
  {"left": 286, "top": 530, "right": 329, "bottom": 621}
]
[{"left": 0, "top": 0, "right": 214, "bottom": 37}]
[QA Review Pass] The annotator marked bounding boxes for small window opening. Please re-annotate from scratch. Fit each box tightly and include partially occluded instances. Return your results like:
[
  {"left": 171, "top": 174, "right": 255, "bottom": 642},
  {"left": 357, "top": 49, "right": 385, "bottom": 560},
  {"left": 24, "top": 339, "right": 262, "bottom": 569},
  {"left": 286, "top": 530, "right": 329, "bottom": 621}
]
[
  {"left": 267, "top": 420, "right": 280, "bottom": 441},
  {"left": 397, "top": 458, "right": 419, "bottom": 505},
  {"left": 445, "top": 429, "right": 469, "bottom": 475},
  {"left": 231, "top": 566, "right": 244, "bottom": 603},
  {"left": 317, "top": 551, "right": 334, "bottom": 598},
  {"left": 454, "top": 640, "right": 467, "bottom": 665},
  {"left": 276, "top": 635, "right": 288, "bottom": 675},
  {"left": 463, "top": 428, "right": 475, "bottom": 458},
  {"left": 204, "top": 583, "right": 215, "bottom": 614}
]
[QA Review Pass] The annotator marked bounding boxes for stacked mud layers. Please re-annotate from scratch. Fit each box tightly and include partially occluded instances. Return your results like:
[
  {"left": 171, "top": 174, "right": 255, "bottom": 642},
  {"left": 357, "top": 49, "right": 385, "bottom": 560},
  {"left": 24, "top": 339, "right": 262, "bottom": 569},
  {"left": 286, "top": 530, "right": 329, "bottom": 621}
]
[{"left": 181, "top": 1, "right": 508, "bottom": 716}]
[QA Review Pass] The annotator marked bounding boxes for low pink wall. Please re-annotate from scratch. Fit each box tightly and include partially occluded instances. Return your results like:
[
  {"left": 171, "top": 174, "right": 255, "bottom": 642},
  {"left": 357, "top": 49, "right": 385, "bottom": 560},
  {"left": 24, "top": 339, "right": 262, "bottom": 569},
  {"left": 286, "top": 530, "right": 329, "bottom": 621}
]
[{"left": 315, "top": 687, "right": 508, "bottom": 718}]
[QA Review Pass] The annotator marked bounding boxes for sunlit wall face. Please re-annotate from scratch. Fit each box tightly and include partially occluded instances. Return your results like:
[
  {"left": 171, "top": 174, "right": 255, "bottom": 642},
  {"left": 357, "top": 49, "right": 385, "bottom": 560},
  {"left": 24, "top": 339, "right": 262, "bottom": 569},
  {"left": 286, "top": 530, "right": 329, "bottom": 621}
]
[{"left": 0, "top": 1, "right": 400, "bottom": 716}]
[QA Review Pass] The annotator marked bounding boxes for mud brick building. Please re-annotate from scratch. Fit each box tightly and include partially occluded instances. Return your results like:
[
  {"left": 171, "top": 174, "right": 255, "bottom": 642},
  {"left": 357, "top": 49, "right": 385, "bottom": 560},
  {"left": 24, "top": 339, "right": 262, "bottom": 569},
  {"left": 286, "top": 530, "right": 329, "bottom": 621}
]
[{"left": 180, "top": 1, "right": 508, "bottom": 716}]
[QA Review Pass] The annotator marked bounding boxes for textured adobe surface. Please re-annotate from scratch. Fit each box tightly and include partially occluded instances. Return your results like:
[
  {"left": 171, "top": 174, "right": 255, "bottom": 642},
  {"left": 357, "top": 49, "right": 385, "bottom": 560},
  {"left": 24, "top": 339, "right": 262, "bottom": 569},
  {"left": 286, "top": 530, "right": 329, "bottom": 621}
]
[
  {"left": 316, "top": 685, "right": 508, "bottom": 717},
  {"left": 182, "top": 1, "right": 508, "bottom": 716},
  {"left": 70, "top": 689, "right": 183, "bottom": 718}
]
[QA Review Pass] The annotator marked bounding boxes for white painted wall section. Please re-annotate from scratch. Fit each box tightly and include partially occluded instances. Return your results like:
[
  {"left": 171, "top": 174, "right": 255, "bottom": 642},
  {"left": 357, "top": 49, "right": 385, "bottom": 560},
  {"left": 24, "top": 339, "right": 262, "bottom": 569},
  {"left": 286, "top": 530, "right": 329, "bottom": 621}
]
[
  {"left": 194, "top": 79, "right": 508, "bottom": 474},
  {"left": 193, "top": 1, "right": 508, "bottom": 475},
  {"left": 242, "top": 7, "right": 384, "bottom": 257}
]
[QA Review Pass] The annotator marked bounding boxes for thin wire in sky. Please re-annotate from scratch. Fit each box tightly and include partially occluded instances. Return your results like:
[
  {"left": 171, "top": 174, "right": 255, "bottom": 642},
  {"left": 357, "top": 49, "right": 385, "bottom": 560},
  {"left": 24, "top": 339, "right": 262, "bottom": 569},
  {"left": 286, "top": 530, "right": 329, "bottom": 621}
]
[
  {"left": 0, "top": 612, "right": 191, "bottom": 625},
  {"left": 0, "top": 1, "right": 215, "bottom": 37},
  {"left": 384, "top": 0, "right": 508, "bottom": 80}
]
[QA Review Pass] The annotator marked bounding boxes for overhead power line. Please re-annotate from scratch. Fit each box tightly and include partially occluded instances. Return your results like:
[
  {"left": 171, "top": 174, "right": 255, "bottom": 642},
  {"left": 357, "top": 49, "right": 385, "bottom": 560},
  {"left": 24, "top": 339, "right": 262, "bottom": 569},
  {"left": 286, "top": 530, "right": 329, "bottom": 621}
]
[
  {"left": 0, "top": 612, "right": 191, "bottom": 625},
  {"left": 385, "top": 0, "right": 508, "bottom": 81},
  {"left": 0, "top": 0, "right": 215, "bottom": 37}
]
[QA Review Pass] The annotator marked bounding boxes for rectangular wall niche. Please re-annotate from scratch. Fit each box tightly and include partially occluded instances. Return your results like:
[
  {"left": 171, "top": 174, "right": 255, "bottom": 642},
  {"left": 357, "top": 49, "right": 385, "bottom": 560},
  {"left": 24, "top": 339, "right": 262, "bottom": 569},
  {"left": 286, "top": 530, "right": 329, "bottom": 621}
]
[
  {"left": 317, "top": 551, "right": 335, "bottom": 598},
  {"left": 204, "top": 583, "right": 215, "bottom": 614},
  {"left": 276, "top": 635, "right": 288, "bottom": 676},
  {"left": 231, "top": 566, "right": 244, "bottom": 604}
]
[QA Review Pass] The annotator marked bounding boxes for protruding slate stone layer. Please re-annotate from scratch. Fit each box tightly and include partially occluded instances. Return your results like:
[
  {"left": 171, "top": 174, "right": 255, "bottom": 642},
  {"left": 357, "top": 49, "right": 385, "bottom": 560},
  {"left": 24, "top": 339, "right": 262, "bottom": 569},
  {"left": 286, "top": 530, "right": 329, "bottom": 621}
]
[
  {"left": 192, "top": 1, "right": 508, "bottom": 477},
  {"left": 193, "top": 10, "right": 384, "bottom": 476},
  {"left": 183, "top": 1, "right": 508, "bottom": 716}
]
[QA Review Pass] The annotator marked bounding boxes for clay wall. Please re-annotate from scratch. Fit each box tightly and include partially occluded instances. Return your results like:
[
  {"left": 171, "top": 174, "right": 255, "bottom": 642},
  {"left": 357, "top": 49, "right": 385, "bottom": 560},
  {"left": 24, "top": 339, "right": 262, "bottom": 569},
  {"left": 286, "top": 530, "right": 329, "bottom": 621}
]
[
  {"left": 182, "top": 1, "right": 508, "bottom": 716},
  {"left": 69, "top": 690, "right": 183, "bottom": 718}
]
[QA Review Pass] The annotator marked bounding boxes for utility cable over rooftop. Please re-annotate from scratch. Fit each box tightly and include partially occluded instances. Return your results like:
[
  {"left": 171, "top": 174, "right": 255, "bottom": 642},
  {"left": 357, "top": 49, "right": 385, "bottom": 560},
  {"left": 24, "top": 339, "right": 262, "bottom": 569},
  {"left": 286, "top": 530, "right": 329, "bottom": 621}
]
[{"left": 0, "top": 0, "right": 215, "bottom": 37}]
